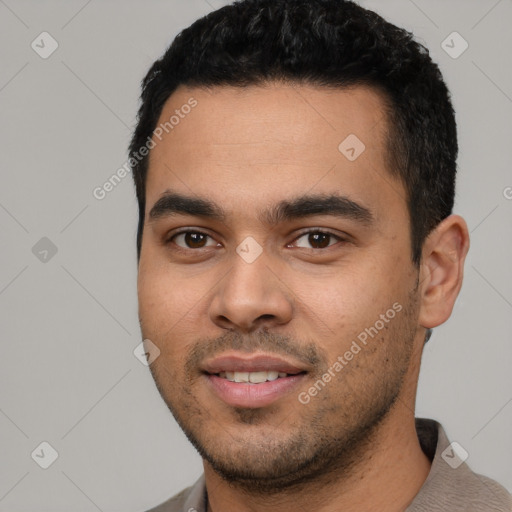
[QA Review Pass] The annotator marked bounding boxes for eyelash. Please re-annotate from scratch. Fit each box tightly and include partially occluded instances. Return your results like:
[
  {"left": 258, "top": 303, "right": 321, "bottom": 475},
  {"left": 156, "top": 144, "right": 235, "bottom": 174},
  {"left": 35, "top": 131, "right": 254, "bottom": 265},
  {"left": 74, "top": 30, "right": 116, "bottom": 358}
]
[{"left": 165, "top": 229, "right": 347, "bottom": 252}]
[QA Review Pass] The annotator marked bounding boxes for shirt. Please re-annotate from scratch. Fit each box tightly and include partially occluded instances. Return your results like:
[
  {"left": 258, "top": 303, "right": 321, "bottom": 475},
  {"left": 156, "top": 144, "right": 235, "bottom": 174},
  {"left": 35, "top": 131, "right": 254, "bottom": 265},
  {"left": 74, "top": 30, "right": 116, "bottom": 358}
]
[{"left": 146, "top": 418, "right": 512, "bottom": 511}]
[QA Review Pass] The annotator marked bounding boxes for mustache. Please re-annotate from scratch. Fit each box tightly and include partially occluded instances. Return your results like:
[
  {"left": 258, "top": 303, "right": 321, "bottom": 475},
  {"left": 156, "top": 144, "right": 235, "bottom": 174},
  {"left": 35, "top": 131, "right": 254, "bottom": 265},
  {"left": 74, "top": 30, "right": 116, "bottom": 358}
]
[{"left": 185, "top": 329, "right": 327, "bottom": 376}]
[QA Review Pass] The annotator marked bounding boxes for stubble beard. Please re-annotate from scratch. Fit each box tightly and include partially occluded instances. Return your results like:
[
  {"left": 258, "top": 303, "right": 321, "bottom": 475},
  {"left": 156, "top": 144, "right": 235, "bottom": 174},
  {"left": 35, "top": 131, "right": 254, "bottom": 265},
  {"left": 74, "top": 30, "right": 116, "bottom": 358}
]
[{"left": 145, "top": 291, "right": 419, "bottom": 495}]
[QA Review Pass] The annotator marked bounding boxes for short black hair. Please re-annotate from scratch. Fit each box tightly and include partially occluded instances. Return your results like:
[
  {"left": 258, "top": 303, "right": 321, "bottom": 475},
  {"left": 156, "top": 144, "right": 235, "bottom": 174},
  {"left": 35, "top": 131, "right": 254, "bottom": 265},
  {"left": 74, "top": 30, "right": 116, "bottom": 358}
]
[{"left": 129, "top": 0, "right": 457, "bottom": 266}]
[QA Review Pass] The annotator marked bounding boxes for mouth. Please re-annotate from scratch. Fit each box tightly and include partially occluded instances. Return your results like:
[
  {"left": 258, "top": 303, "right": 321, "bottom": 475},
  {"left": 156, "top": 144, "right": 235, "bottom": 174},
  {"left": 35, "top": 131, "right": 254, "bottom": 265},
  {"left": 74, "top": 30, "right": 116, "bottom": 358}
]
[
  {"left": 201, "top": 353, "right": 308, "bottom": 408},
  {"left": 215, "top": 370, "right": 303, "bottom": 383}
]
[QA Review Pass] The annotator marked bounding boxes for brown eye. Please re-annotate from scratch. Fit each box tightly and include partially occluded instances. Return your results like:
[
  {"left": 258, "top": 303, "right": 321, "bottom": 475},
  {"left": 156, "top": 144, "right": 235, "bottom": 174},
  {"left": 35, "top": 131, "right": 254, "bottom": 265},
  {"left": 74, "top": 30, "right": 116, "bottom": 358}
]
[
  {"left": 170, "top": 231, "right": 218, "bottom": 249},
  {"left": 291, "top": 230, "right": 344, "bottom": 250}
]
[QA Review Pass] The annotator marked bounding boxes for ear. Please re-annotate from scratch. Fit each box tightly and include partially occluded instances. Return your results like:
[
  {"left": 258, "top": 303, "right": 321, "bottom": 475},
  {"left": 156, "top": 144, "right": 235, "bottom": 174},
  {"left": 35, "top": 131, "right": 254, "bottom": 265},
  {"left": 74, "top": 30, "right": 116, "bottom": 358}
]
[{"left": 417, "top": 214, "right": 470, "bottom": 329}]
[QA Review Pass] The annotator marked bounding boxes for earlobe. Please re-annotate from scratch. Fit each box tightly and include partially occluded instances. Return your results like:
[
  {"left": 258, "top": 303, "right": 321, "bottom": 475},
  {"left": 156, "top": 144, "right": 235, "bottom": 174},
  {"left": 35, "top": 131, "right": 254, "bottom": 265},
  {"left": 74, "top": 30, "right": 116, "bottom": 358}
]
[{"left": 418, "top": 215, "right": 470, "bottom": 329}]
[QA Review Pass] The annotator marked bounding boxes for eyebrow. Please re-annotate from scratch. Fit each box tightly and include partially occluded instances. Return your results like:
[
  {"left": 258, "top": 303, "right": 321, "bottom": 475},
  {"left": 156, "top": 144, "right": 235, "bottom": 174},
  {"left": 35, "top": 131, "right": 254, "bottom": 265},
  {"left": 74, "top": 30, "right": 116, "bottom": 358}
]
[{"left": 148, "top": 190, "right": 374, "bottom": 226}]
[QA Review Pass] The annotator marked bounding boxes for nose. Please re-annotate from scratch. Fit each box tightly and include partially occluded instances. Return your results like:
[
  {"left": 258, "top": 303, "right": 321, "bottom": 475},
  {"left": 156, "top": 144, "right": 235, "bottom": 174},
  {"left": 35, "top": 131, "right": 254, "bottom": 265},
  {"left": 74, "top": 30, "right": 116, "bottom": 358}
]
[{"left": 208, "top": 249, "right": 294, "bottom": 333}]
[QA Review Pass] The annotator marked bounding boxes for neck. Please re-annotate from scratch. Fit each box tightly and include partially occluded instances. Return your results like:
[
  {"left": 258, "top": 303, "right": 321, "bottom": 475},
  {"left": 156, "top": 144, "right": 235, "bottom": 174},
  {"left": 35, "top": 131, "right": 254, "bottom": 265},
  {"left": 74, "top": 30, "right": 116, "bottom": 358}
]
[{"left": 204, "top": 408, "right": 431, "bottom": 512}]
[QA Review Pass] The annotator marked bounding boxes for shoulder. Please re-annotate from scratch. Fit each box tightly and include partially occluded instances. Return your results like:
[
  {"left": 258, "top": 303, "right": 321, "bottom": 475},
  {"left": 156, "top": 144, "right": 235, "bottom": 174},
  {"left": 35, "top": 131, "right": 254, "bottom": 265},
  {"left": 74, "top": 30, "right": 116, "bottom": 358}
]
[
  {"left": 144, "top": 475, "right": 206, "bottom": 512},
  {"left": 145, "top": 488, "right": 189, "bottom": 512},
  {"left": 410, "top": 418, "right": 511, "bottom": 511},
  {"left": 418, "top": 465, "right": 512, "bottom": 511},
  {"left": 469, "top": 472, "right": 512, "bottom": 511}
]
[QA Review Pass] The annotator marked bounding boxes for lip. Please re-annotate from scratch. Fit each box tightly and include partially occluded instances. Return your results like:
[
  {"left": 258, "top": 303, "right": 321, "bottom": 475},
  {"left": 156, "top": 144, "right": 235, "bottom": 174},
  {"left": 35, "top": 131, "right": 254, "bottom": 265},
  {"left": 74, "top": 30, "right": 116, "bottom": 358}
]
[
  {"left": 204, "top": 373, "right": 306, "bottom": 408},
  {"left": 201, "top": 353, "right": 307, "bottom": 374},
  {"left": 201, "top": 352, "right": 308, "bottom": 408}
]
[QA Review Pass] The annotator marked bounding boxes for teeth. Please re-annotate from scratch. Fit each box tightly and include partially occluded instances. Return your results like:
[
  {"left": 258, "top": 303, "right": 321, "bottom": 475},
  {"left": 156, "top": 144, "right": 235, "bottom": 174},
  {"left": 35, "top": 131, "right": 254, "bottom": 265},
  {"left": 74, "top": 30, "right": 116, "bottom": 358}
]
[
  {"left": 249, "top": 371, "right": 272, "bottom": 383},
  {"left": 234, "top": 372, "right": 249, "bottom": 382},
  {"left": 218, "top": 370, "right": 286, "bottom": 383}
]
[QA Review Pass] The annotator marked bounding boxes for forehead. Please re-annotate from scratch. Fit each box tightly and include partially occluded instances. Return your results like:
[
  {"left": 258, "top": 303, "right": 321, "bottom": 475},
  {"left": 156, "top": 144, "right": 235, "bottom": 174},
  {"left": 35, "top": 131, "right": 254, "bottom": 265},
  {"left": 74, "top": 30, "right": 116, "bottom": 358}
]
[{"left": 145, "top": 82, "right": 406, "bottom": 228}]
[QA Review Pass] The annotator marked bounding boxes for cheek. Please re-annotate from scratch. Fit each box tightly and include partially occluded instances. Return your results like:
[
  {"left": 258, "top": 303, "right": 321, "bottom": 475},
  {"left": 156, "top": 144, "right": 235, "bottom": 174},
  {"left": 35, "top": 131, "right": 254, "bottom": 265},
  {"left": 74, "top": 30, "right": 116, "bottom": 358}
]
[
  {"left": 137, "top": 269, "right": 179, "bottom": 348},
  {"left": 289, "top": 264, "right": 407, "bottom": 356},
  {"left": 137, "top": 268, "right": 210, "bottom": 355},
  {"left": 138, "top": 270, "right": 166, "bottom": 323},
  {"left": 293, "top": 265, "right": 398, "bottom": 321},
  {"left": 138, "top": 260, "right": 194, "bottom": 317}
]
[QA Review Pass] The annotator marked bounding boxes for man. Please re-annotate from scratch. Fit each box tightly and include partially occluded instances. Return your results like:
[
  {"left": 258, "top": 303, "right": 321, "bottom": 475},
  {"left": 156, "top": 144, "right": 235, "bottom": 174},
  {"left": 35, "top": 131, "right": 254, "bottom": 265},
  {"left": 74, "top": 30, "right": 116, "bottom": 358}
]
[{"left": 129, "top": 0, "right": 511, "bottom": 510}]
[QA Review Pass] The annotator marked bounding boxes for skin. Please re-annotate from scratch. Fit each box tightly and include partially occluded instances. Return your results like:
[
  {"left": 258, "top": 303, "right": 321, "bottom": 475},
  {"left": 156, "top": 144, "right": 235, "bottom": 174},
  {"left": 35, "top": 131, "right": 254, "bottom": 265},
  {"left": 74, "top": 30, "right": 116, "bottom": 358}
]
[{"left": 137, "top": 82, "right": 470, "bottom": 512}]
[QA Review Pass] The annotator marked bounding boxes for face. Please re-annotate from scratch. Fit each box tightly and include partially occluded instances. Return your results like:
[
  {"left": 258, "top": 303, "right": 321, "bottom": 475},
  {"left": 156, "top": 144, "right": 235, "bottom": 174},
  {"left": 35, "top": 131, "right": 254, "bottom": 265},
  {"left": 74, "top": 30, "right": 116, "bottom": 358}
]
[{"left": 137, "top": 83, "right": 423, "bottom": 491}]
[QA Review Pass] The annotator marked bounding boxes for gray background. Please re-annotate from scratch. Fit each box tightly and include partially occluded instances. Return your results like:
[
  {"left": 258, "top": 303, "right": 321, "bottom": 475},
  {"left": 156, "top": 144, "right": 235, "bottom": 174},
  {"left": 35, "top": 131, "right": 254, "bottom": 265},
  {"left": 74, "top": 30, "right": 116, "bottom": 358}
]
[{"left": 0, "top": 0, "right": 511, "bottom": 510}]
